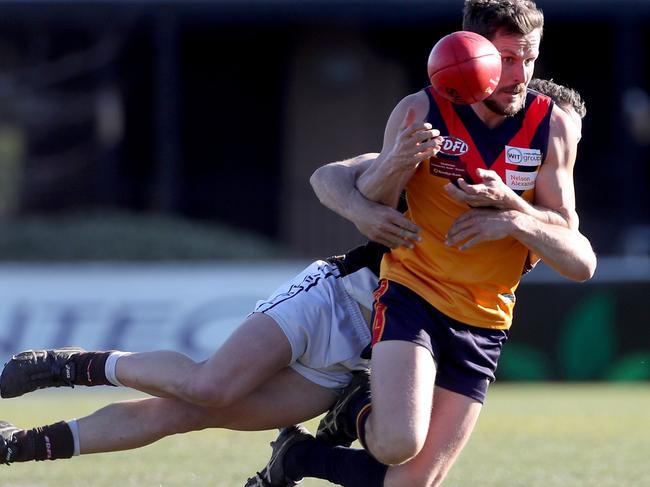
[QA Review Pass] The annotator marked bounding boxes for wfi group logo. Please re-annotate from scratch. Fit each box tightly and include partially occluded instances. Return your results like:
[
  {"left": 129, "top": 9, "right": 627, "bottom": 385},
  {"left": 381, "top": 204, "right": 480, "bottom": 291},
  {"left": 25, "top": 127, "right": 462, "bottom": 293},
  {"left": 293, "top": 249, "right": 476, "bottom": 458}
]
[{"left": 505, "top": 145, "right": 542, "bottom": 166}]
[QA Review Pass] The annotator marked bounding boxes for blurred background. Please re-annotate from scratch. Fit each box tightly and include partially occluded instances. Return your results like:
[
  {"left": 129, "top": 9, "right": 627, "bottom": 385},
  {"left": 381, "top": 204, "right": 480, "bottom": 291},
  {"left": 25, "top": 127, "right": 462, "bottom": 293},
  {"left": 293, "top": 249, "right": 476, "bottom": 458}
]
[{"left": 0, "top": 0, "right": 648, "bottom": 381}]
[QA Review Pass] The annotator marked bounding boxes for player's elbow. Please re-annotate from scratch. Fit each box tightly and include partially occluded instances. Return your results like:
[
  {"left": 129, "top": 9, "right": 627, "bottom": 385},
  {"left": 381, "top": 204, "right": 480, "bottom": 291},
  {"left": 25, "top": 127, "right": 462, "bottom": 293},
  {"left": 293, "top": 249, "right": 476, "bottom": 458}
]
[
  {"left": 309, "top": 167, "right": 326, "bottom": 199},
  {"left": 575, "top": 239, "right": 597, "bottom": 282},
  {"left": 559, "top": 234, "right": 597, "bottom": 282},
  {"left": 565, "top": 252, "right": 597, "bottom": 282},
  {"left": 578, "top": 253, "right": 597, "bottom": 282}
]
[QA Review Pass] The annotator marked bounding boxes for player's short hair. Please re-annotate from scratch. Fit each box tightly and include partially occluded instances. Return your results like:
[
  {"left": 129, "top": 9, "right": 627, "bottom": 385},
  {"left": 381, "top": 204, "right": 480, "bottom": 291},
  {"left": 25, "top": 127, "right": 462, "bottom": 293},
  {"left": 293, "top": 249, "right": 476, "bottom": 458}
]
[
  {"left": 529, "top": 78, "right": 587, "bottom": 119},
  {"left": 462, "top": 0, "right": 545, "bottom": 40}
]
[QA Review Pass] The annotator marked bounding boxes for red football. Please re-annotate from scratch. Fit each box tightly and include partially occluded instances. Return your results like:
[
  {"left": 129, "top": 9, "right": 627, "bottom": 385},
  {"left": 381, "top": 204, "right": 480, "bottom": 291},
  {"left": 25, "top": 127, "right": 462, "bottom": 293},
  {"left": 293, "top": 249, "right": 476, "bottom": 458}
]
[{"left": 427, "top": 31, "right": 501, "bottom": 105}]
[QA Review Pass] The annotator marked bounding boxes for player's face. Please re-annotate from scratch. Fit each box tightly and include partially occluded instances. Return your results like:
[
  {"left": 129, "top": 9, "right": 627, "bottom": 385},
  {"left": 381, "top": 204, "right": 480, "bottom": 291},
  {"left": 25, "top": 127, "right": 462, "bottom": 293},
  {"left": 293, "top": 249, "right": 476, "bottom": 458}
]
[{"left": 484, "top": 28, "right": 542, "bottom": 116}]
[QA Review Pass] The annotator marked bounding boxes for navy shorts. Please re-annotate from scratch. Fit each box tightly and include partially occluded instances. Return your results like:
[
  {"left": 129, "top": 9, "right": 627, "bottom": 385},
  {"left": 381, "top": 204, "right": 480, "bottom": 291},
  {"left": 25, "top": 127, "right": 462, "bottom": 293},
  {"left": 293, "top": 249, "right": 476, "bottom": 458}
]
[{"left": 371, "top": 279, "right": 508, "bottom": 403}]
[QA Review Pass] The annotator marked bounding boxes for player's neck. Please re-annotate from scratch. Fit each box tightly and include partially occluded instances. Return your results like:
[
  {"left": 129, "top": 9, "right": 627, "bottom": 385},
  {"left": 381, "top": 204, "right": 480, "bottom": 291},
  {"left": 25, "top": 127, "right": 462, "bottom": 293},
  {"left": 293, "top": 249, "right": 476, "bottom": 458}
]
[{"left": 470, "top": 102, "right": 507, "bottom": 129}]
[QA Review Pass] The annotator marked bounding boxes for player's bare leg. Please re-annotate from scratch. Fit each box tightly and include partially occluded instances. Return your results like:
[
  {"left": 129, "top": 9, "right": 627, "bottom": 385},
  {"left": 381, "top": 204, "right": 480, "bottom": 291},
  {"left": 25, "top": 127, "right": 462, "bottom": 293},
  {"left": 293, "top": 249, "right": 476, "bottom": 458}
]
[
  {"left": 114, "top": 313, "right": 293, "bottom": 407},
  {"left": 1, "top": 367, "right": 338, "bottom": 462},
  {"left": 1, "top": 313, "right": 294, "bottom": 409},
  {"left": 384, "top": 386, "right": 482, "bottom": 487},
  {"left": 363, "top": 340, "right": 436, "bottom": 465}
]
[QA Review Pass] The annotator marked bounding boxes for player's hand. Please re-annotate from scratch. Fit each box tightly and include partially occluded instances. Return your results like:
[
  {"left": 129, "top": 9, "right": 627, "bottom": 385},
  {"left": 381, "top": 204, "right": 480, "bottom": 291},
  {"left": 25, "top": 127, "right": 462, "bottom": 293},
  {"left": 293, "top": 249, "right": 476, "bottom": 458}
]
[
  {"left": 386, "top": 108, "right": 444, "bottom": 172},
  {"left": 444, "top": 168, "right": 516, "bottom": 208},
  {"left": 445, "top": 208, "right": 518, "bottom": 250},
  {"left": 350, "top": 201, "right": 421, "bottom": 249}
]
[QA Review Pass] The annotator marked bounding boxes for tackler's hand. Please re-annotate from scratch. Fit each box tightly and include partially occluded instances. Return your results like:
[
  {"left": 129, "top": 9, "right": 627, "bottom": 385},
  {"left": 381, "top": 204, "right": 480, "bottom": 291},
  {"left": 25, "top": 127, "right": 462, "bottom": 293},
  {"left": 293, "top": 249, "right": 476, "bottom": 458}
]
[
  {"left": 350, "top": 199, "right": 421, "bottom": 249},
  {"left": 445, "top": 208, "right": 518, "bottom": 251},
  {"left": 444, "top": 168, "right": 517, "bottom": 208}
]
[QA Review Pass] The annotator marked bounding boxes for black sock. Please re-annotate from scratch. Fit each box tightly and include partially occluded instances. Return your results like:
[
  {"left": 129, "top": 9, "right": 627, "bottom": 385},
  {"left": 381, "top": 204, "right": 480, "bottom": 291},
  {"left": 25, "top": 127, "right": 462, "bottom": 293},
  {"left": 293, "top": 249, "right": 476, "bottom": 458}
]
[
  {"left": 73, "top": 351, "right": 113, "bottom": 386},
  {"left": 284, "top": 437, "right": 387, "bottom": 487},
  {"left": 12, "top": 421, "right": 74, "bottom": 462}
]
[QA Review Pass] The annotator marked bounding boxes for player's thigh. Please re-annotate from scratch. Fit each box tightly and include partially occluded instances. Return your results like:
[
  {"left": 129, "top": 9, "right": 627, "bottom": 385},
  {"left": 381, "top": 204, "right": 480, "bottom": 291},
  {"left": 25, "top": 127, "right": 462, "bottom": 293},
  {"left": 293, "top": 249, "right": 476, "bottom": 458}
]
[
  {"left": 192, "top": 312, "right": 293, "bottom": 402},
  {"left": 205, "top": 367, "right": 339, "bottom": 430},
  {"left": 367, "top": 340, "right": 436, "bottom": 463},
  {"left": 384, "top": 386, "right": 482, "bottom": 487}
]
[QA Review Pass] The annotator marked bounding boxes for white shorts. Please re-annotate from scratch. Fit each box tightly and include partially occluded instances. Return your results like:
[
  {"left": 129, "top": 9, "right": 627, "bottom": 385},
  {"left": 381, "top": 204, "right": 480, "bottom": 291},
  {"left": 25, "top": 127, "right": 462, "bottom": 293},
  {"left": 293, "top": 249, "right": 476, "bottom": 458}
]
[{"left": 252, "top": 260, "right": 377, "bottom": 390}]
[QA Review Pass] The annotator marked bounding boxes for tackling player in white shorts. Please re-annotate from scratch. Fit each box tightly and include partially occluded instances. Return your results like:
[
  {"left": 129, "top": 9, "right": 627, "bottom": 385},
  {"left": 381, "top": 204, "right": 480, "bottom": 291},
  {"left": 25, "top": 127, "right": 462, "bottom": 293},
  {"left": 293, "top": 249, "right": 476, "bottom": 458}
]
[
  {"left": 0, "top": 117, "right": 418, "bottom": 470},
  {"left": 0, "top": 240, "right": 402, "bottom": 465}
]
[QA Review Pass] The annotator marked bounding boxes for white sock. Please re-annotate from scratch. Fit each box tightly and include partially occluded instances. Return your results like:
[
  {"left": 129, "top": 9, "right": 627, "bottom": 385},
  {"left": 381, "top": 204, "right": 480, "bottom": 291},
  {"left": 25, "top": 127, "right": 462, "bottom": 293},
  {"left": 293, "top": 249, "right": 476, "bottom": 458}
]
[
  {"left": 66, "top": 419, "right": 81, "bottom": 456},
  {"left": 104, "top": 352, "right": 132, "bottom": 387}
]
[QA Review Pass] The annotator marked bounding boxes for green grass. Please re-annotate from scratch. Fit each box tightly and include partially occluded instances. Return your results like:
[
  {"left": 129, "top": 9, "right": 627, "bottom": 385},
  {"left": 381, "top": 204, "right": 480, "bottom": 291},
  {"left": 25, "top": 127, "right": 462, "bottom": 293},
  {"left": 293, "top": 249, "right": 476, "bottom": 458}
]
[
  {"left": 447, "top": 383, "right": 650, "bottom": 487},
  {"left": 1, "top": 384, "right": 649, "bottom": 486}
]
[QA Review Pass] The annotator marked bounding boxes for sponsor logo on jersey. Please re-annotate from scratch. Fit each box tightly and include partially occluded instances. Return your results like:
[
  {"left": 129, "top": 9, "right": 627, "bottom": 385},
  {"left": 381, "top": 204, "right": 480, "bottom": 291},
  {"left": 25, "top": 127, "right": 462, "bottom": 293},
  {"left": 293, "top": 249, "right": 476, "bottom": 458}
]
[
  {"left": 506, "top": 169, "right": 537, "bottom": 191},
  {"left": 505, "top": 145, "right": 542, "bottom": 166},
  {"left": 439, "top": 136, "right": 469, "bottom": 156},
  {"left": 429, "top": 157, "right": 466, "bottom": 180}
]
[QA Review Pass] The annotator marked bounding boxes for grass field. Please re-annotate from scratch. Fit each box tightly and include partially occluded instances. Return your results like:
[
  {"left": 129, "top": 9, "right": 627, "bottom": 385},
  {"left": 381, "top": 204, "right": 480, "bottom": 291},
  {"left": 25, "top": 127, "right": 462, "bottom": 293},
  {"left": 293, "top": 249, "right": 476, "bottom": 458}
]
[{"left": 1, "top": 383, "right": 649, "bottom": 487}]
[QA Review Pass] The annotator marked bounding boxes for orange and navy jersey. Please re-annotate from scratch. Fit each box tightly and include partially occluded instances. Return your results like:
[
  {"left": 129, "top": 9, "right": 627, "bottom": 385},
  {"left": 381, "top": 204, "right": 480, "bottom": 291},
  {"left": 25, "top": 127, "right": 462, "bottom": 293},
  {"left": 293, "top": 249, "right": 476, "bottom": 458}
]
[{"left": 380, "top": 87, "right": 554, "bottom": 329}]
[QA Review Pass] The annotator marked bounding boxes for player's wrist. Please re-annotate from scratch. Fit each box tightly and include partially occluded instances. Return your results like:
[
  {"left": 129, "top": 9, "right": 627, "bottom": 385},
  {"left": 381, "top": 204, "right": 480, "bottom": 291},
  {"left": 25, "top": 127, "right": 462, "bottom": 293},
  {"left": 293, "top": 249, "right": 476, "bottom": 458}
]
[
  {"left": 376, "top": 149, "right": 415, "bottom": 175},
  {"left": 510, "top": 212, "right": 541, "bottom": 240},
  {"left": 499, "top": 188, "right": 524, "bottom": 211}
]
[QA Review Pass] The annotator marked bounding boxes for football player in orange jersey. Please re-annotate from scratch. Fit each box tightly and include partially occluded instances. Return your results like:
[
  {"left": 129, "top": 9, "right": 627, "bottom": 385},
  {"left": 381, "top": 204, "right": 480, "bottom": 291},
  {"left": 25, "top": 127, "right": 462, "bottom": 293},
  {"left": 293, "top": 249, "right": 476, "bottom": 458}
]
[{"left": 249, "top": 2, "right": 596, "bottom": 487}]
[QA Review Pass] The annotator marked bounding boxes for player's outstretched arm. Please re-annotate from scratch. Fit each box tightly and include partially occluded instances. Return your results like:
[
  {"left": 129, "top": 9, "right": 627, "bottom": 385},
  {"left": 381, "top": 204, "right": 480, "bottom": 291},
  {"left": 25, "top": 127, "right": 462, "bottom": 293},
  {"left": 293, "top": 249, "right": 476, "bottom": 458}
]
[{"left": 310, "top": 153, "right": 420, "bottom": 248}]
